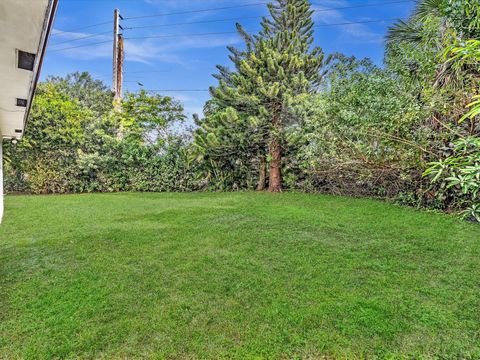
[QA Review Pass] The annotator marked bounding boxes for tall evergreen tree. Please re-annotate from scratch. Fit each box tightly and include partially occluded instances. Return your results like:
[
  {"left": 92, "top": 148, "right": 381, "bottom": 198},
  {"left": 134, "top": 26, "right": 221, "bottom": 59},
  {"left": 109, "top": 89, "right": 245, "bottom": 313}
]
[
  {"left": 191, "top": 105, "right": 268, "bottom": 191},
  {"left": 210, "top": 0, "right": 324, "bottom": 192}
]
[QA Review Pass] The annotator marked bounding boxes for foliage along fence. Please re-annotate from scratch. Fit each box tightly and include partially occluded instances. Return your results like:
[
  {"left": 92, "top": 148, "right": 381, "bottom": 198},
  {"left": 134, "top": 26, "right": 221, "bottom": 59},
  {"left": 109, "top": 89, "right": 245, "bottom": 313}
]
[{"left": 3, "top": 0, "right": 479, "bottom": 222}]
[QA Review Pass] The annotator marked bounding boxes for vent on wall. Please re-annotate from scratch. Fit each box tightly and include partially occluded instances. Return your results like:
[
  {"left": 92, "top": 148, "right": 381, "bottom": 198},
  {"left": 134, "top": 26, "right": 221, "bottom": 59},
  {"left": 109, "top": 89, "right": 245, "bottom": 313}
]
[
  {"left": 15, "top": 129, "right": 23, "bottom": 134},
  {"left": 17, "top": 50, "right": 36, "bottom": 71},
  {"left": 16, "top": 98, "right": 28, "bottom": 107}
]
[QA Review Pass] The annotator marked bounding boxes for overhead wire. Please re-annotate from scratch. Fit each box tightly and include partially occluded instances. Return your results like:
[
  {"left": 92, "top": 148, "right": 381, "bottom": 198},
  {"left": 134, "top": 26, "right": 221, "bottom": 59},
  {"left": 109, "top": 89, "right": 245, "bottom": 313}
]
[
  {"left": 49, "top": 17, "right": 399, "bottom": 52},
  {"left": 141, "top": 89, "right": 210, "bottom": 92},
  {"left": 124, "top": 30, "right": 237, "bottom": 41},
  {"left": 313, "top": 0, "right": 411, "bottom": 14},
  {"left": 49, "top": 0, "right": 410, "bottom": 49},
  {"left": 124, "top": 18, "right": 398, "bottom": 41},
  {"left": 49, "top": 40, "right": 112, "bottom": 52},
  {"left": 93, "top": 70, "right": 170, "bottom": 78},
  {"left": 123, "top": 16, "right": 260, "bottom": 31},
  {"left": 122, "top": 70, "right": 171, "bottom": 74},
  {"left": 50, "top": 0, "right": 411, "bottom": 41},
  {"left": 123, "top": 2, "right": 267, "bottom": 20},
  {"left": 123, "top": 0, "right": 411, "bottom": 23},
  {"left": 48, "top": 0, "right": 411, "bottom": 94},
  {"left": 52, "top": 20, "right": 112, "bottom": 36},
  {"left": 50, "top": 30, "right": 111, "bottom": 46}
]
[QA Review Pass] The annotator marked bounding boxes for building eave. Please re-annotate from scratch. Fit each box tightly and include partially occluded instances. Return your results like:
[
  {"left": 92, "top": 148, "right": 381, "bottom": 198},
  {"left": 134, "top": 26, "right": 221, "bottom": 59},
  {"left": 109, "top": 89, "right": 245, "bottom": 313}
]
[
  {"left": 23, "top": 0, "right": 59, "bottom": 136},
  {"left": 0, "top": 0, "right": 58, "bottom": 140}
]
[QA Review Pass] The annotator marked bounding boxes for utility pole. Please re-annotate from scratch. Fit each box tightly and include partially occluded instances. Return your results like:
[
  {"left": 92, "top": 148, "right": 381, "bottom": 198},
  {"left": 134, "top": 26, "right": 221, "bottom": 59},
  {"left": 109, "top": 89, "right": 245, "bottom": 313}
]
[
  {"left": 117, "top": 34, "right": 124, "bottom": 101},
  {"left": 112, "top": 8, "right": 124, "bottom": 108},
  {"left": 112, "top": 8, "right": 119, "bottom": 94}
]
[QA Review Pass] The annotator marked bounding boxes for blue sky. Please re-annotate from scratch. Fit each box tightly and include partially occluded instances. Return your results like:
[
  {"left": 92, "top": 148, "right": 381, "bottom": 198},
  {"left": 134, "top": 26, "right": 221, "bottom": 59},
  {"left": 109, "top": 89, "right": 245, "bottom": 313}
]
[{"left": 43, "top": 0, "right": 415, "bottom": 118}]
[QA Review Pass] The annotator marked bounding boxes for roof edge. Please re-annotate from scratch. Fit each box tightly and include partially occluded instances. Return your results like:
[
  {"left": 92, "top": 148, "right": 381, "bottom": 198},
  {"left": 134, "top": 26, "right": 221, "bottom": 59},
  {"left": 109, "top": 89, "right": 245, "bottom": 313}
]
[{"left": 22, "top": 0, "right": 59, "bottom": 137}]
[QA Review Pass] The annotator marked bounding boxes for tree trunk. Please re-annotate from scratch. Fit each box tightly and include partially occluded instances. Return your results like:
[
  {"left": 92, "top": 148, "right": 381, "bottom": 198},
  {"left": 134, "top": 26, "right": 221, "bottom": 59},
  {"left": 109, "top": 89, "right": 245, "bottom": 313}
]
[
  {"left": 268, "top": 138, "right": 282, "bottom": 192},
  {"left": 256, "top": 155, "right": 266, "bottom": 191}
]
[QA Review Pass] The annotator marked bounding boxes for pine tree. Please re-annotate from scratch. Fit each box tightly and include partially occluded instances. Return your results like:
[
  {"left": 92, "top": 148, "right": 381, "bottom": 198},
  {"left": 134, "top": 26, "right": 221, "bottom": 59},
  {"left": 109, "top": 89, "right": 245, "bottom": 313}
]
[
  {"left": 191, "top": 105, "right": 267, "bottom": 190},
  {"left": 211, "top": 0, "right": 325, "bottom": 192},
  {"left": 205, "top": 24, "right": 270, "bottom": 190}
]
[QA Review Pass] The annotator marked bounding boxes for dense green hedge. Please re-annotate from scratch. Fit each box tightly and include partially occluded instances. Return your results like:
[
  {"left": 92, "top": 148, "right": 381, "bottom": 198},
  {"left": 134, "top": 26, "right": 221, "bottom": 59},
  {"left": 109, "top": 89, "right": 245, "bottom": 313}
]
[
  {"left": 4, "top": 73, "right": 196, "bottom": 194},
  {"left": 4, "top": 0, "right": 479, "bottom": 222}
]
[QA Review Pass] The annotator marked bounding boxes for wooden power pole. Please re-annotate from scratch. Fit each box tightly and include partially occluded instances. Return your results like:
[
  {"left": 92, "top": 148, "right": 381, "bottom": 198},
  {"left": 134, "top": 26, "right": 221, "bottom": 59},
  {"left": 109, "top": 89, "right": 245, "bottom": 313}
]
[
  {"left": 112, "top": 9, "right": 119, "bottom": 94},
  {"left": 112, "top": 8, "right": 124, "bottom": 107},
  {"left": 117, "top": 34, "right": 124, "bottom": 101}
]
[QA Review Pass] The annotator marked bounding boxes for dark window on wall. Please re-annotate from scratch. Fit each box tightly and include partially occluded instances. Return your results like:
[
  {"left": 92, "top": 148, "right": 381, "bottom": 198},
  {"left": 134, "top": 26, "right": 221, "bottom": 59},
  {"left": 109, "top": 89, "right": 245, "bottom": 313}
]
[
  {"left": 17, "top": 50, "right": 36, "bottom": 71},
  {"left": 16, "top": 98, "right": 28, "bottom": 107}
]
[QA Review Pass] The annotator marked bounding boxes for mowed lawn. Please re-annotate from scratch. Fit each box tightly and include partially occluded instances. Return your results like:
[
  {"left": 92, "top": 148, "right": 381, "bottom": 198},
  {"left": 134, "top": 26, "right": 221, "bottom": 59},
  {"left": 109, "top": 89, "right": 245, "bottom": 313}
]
[{"left": 0, "top": 193, "right": 479, "bottom": 359}]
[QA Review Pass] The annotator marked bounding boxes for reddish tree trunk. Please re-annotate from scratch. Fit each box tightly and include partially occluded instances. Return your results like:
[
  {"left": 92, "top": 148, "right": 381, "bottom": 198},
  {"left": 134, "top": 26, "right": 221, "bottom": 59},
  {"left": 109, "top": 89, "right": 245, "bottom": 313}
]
[
  {"left": 268, "top": 139, "right": 282, "bottom": 192},
  {"left": 256, "top": 156, "right": 266, "bottom": 191}
]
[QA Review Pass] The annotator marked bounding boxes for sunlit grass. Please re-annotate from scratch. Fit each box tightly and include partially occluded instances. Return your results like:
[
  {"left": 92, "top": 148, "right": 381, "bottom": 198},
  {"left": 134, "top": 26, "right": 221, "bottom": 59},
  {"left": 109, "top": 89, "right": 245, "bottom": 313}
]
[{"left": 0, "top": 192, "right": 478, "bottom": 358}]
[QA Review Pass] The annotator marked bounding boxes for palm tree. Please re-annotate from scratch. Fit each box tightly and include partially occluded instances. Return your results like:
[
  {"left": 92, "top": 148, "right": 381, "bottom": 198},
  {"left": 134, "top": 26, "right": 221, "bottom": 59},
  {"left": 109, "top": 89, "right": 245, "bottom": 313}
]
[
  {"left": 386, "top": 0, "right": 445, "bottom": 47},
  {"left": 387, "top": 0, "right": 479, "bottom": 47},
  {"left": 387, "top": 0, "right": 479, "bottom": 89}
]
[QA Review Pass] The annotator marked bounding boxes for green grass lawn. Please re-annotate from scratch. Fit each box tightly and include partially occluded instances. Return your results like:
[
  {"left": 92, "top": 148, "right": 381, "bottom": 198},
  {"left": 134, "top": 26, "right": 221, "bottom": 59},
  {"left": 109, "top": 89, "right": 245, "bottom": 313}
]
[{"left": 0, "top": 192, "right": 479, "bottom": 359}]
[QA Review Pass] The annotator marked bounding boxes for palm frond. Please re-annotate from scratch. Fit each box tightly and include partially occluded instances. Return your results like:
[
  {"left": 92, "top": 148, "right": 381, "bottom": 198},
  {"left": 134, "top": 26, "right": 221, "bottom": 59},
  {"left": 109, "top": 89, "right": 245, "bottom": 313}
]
[
  {"left": 386, "top": 0, "right": 446, "bottom": 46},
  {"left": 414, "top": 0, "right": 444, "bottom": 19},
  {"left": 386, "top": 19, "right": 424, "bottom": 46}
]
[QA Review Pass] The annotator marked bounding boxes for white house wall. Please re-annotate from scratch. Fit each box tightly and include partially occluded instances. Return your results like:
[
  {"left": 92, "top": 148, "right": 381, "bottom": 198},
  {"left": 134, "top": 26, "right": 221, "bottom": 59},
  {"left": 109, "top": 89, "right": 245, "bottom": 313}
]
[{"left": 0, "top": 0, "right": 54, "bottom": 139}]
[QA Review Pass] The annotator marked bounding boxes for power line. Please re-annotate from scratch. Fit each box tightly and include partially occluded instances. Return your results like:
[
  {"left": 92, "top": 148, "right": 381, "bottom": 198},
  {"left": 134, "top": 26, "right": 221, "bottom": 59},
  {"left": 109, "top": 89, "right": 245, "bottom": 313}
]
[
  {"left": 52, "top": 20, "right": 112, "bottom": 36},
  {"left": 312, "top": 0, "right": 411, "bottom": 14},
  {"left": 92, "top": 70, "right": 171, "bottom": 78},
  {"left": 316, "top": 18, "right": 397, "bottom": 27},
  {"left": 123, "top": 16, "right": 260, "bottom": 31},
  {"left": 49, "top": 13, "right": 403, "bottom": 53},
  {"left": 50, "top": 17, "right": 398, "bottom": 51},
  {"left": 124, "top": 81, "right": 145, "bottom": 86},
  {"left": 143, "top": 89, "right": 210, "bottom": 92},
  {"left": 125, "top": 16, "right": 398, "bottom": 34},
  {"left": 49, "top": 40, "right": 112, "bottom": 52},
  {"left": 49, "top": 30, "right": 111, "bottom": 46},
  {"left": 50, "top": 0, "right": 409, "bottom": 37},
  {"left": 123, "top": 18, "right": 398, "bottom": 41},
  {"left": 123, "top": 0, "right": 411, "bottom": 22},
  {"left": 125, "top": 31, "right": 237, "bottom": 41},
  {"left": 50, "top": 0, "right": 410, "bottom": 48},
  {"left": 123, "top": 70, "right": 171, "bottom": 74},
  {"left": 123, "top": 2, "right": 267, "bottom": 20}
]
